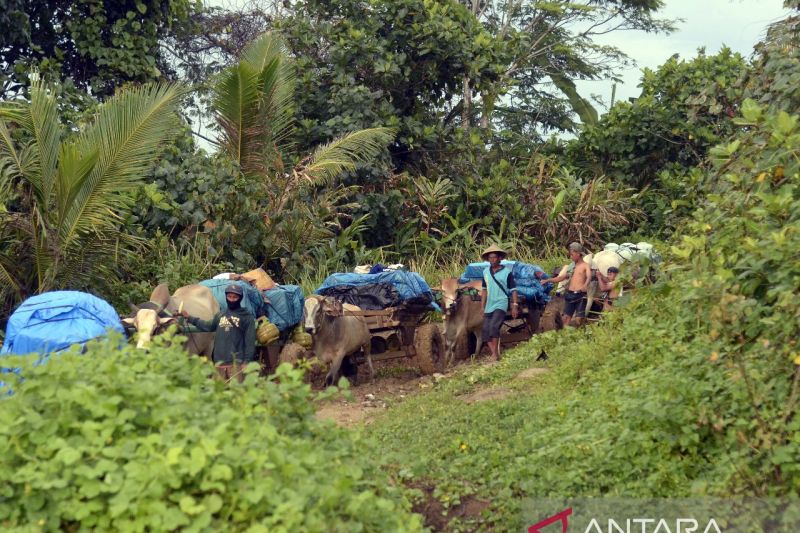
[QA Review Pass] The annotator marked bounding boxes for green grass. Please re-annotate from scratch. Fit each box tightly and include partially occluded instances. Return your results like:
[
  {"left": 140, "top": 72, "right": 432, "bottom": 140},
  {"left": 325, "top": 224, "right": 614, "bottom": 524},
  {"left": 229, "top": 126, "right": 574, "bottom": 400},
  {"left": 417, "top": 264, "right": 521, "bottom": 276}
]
[{"left": 362, "top": 286, "right": 725, "bottom": 531}]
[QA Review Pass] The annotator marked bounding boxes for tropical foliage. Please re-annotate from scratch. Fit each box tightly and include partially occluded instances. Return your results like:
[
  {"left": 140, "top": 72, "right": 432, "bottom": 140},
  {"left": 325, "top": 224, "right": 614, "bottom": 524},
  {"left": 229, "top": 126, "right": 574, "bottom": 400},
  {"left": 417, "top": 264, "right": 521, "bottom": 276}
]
[
  {"left": 0, "top": 336, "right": 421, "bottom": 530},
  {"left": 0, "top": 0, "right": 199, "bottom": 98},
  {"left": 0, "top": 78, "right": 186, "bottom": 308}
]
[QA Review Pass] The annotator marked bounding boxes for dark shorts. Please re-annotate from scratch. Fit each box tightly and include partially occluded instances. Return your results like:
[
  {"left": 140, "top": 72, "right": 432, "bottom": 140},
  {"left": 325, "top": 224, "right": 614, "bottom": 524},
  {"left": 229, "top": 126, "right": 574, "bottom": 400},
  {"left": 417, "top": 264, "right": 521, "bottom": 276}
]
[
  {"left": 563, "top": 291, "right": 587, "bottom": 318},
  {"left": 482, "top": 309, "right": 507, "bottom": 340}
]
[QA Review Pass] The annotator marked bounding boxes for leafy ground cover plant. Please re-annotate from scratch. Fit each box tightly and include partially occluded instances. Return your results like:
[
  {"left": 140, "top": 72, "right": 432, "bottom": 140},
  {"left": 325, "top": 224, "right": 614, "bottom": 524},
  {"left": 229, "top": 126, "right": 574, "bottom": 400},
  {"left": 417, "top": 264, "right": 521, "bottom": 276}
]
[
  {"left": 0, "top": 333, "right": 422, "bottom": 532},
  {"left": 364, "top": 102, "right": 800, "bottom": 531}
]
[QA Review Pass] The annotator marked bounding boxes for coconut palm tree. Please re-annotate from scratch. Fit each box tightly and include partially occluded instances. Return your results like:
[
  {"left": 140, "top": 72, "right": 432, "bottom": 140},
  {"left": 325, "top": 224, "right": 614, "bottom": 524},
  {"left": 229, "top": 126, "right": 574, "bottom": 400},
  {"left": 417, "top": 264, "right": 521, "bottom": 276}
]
[
  {"left": 210, "top": 31, "right": 395, "bottom": 227},
  {"left": 0, "top": 77, "right": 187, "bottom": 310}
]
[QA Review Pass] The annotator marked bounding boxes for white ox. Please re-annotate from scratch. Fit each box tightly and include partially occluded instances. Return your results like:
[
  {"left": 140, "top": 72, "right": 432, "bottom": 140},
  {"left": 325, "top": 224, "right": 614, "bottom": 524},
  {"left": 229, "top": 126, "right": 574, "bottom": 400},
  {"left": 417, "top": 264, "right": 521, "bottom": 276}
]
[
  {"left": 123, "top": 283, "right": 219, "bottom": 356},
  {"left": 439, "top": 278, "right": 484, "bottom": 367},
  {"left": 303, "top": 295, "right": 374, "bottom": 387}
]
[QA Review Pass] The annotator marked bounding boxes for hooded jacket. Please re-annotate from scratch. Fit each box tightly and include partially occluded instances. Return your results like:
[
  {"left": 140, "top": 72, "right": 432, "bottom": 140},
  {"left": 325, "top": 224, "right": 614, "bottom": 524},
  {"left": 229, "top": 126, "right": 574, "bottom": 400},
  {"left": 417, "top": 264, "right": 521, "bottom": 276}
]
[{"left": 188, "top": 306, "right": 256, "bottom": 365}]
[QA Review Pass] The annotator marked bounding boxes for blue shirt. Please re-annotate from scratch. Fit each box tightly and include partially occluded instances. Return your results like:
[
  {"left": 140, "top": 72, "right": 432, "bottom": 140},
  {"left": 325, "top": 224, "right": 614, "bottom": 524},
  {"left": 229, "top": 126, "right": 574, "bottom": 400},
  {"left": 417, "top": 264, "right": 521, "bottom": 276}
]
[{"left": 482, "top": 266, "right": 517, "bottom": 314}]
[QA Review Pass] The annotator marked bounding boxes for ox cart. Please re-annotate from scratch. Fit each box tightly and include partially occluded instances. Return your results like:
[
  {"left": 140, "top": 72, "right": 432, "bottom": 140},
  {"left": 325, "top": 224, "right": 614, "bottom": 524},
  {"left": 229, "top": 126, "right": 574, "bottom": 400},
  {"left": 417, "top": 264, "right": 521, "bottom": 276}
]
[
  {"left": 445, "top": 288, "right": 561, "bottom": 361},
  {"left": 441, "top": 260, "right": 563, "bottom": 362},
  {"left": 341, "top": 303, "right": 443, "bottom": 377},
  {"left": 271, "top": 300, "right": 443, "bottom": 386},
  {"left": 301, "top": 270, "right": 444, "bottom": 384}
]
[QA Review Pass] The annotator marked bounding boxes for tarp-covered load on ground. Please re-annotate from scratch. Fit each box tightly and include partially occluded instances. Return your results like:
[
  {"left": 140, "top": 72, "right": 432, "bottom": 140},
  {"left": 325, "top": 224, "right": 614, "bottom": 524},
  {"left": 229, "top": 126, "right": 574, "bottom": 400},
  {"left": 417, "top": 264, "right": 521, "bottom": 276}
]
[
  {"left": 199, "top": 279, "right": 304, "bottom": 332},
  {"left": 1, "top": 291, "right": 124, "bottom": 355},
  {"left": 458, "top": 260, "right": 553, "bottom": 305},
  {"left": 315, "top": 270, "right": 436, "bottom": 310}
]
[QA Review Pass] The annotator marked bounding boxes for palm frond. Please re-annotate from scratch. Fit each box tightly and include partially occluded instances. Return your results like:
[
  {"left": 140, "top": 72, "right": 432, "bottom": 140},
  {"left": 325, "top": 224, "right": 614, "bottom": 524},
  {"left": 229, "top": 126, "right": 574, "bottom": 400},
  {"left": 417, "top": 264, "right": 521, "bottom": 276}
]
[
  {"left": 0, "top": 251, "right": 21, "bottom": 297},
  {"left": 242, "top": 32, "right": 296, "bottom": 156},
  {"left": 212, "top": 62, "right": 263, "bottom": 171},
  {"left": 0, "top": 112, "right": 45, "bottom": 207},
  {"left": 55, "top": 142, "right": 98, "bottom": 228},
  {"left": 27, "top": 77, "right": 62, "bottom": 209},
  {"left": 0, "top": 120, "right": 27, "bottom": 184},
  {"left": 61, "top": 83, "right": 187, "bottom": 245},
  {"left": 212, "top": 32, "right": 297, "bottom": 174},
  {"left": 300, "top": 128, "right": 395, "bottom": 186}
]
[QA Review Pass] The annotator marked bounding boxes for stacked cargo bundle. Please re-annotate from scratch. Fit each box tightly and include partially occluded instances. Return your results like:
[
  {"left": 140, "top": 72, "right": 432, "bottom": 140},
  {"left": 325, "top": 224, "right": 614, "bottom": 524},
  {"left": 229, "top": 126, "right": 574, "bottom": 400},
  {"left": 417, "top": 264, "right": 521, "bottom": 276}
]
[
  {"left": 199, "top": 279, "right": 304, "bottom": 332},
  {"left": 457, "top": 260, "right": 554, "bottom": 305},
  {"left": 315, "top": 270, "right": 436, "bottom": 310}
]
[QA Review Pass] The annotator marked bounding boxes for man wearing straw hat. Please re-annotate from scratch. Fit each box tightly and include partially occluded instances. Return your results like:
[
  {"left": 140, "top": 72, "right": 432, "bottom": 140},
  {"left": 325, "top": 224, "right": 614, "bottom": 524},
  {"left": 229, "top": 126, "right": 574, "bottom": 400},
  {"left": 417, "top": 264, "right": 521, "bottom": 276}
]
[{"left": 480, "top": 244, "right": 519, "bottom": 361}]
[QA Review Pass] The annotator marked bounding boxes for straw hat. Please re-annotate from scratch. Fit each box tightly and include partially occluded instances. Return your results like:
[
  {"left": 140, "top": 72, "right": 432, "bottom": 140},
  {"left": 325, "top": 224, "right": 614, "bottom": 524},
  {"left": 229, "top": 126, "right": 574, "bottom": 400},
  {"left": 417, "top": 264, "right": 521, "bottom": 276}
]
[{"left": 481, "top": 244, "right": 508, "bottom": 260}]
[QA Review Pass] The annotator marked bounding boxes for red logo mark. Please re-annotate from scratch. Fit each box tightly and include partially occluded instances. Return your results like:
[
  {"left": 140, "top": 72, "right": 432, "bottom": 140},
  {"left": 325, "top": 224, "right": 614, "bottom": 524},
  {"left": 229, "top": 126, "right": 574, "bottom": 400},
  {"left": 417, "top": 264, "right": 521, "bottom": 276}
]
[{"left": 528, "top": 507, "right": 573, "bottom": 533}]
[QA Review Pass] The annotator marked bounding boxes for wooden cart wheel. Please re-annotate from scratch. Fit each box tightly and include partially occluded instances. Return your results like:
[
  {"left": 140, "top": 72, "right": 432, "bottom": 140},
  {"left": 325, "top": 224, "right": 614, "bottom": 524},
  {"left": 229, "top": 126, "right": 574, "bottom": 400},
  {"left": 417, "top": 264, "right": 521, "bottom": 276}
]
[{"left": 414, "top": 323, "right": 444, "bottom": 375}]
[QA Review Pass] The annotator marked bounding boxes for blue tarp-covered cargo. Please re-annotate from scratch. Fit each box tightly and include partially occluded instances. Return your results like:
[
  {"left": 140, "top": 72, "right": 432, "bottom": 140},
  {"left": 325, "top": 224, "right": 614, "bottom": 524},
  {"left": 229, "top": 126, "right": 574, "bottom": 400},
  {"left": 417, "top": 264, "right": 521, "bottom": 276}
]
[
  {"left": 316, "top": 270, "right": 435, "bottom": 309},
  {"left": 198, "top": 279, "right": 303, "bottom": 332},
  {"left": 199, "top": 279, "right": 266, "bottom": 317},
  {"left": 264, "top": 285, "right": 304, "bottom": 332},
  {"left": 1, "top": 291, "right": 125, "bottom": 355},
  {"left": 458, "top": 260, "right": 553, "bottom": 305}
]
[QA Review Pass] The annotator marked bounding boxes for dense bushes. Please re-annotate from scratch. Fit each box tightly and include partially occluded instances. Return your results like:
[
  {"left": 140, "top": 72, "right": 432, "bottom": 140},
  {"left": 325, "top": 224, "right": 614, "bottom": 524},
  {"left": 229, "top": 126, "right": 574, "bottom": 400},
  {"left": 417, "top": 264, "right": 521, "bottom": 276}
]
[
  {"left": 365, "top": 97, "right": 800, "bottom": 530},
  {"left": 0, "top": 335, "right": 422, "bottom": 531},
  {"left": 671, "top": 99, "right": 800, "bottom": 493}
]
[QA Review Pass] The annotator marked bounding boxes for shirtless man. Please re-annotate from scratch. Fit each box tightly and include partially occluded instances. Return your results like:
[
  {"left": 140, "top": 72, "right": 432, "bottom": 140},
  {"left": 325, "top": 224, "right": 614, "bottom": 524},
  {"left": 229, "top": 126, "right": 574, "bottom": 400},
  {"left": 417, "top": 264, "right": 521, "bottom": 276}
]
[{"left": 541, "top": 242, "right": 591, "bottom": 326}]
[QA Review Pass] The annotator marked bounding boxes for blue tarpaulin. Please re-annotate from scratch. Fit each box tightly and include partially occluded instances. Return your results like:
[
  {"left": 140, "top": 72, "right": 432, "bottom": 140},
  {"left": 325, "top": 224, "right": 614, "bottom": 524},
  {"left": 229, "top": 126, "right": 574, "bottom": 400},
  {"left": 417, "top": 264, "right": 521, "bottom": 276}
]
[
  {"left": 1, "top": 291, "right": 125, "bottom": 355},
  {"left": 458, "top": 260, "right": 553, "bottom": 304},
  {"left": 198, "top": 279, "right": 303, "bottom": 331},
  {"left": 316, "top": 270, "right": 435, "bottom": 308},
  {"left": 199, "top": 279, "right": 266, "bottom": 317},
  {"left": 264, "top": 285, "right": 304, "bottom": 332}
]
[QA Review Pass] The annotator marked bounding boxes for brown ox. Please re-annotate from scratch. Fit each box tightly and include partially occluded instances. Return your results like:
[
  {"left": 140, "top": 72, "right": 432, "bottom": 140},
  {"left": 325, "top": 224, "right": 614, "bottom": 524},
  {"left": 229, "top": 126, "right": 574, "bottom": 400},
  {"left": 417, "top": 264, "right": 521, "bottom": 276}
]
[
  {"left": 439, "top": 278, "right": 484, "bottom": 367},
  {"left": 303, "top": 295, "right": 374, "bottom": 387},
  {"left": 122, "top": 283, "right": 218, "bottom": 356}
]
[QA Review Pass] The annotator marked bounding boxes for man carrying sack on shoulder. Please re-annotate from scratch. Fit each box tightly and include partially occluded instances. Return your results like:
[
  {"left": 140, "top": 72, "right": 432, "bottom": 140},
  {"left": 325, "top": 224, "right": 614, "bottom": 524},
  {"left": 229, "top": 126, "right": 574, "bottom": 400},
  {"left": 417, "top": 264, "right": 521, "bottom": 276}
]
[{"left": 480, "top": 244, "right": 519, "bottom": 361}]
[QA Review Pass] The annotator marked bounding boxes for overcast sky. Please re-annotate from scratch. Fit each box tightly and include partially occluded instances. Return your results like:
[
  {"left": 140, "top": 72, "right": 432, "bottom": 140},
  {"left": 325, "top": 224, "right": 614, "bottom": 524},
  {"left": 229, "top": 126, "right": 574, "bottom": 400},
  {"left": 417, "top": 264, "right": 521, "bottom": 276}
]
[{"left": 575, "top": 0, "right": 792, "bottom": 110}]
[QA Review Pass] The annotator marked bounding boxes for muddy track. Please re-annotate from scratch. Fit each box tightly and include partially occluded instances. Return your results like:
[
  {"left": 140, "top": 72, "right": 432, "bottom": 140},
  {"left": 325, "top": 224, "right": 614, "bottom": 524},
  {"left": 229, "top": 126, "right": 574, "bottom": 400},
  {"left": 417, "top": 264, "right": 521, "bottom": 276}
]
[{"left": 315, "top": 364, "right": 443, "bottom": 427}]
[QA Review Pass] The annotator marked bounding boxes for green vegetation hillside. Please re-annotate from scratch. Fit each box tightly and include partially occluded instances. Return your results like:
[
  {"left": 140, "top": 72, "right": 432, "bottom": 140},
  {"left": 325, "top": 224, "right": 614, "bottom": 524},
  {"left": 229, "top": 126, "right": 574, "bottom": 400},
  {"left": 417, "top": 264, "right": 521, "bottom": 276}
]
[
  {"left": 1, "top": 1, "right": 799, "bottom": 531},
  {"left": 365, "top": 78, "right": 800, "bottom": 529}
]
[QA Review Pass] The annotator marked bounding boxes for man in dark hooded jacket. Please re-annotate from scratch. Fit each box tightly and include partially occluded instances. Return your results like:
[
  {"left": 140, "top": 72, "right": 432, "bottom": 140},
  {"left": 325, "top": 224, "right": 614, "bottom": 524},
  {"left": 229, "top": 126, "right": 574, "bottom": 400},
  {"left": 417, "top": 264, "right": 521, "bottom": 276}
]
[{"left": 180, "top": 284, "right": 256, "bottom": 380}]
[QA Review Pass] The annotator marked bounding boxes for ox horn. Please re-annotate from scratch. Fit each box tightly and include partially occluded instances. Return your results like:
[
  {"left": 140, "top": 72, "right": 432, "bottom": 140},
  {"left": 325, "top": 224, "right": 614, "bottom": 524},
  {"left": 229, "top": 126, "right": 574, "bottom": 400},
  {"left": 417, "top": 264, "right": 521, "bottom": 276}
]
[{"left": 128, "top": 302, "right": 140, "bottom": 314}]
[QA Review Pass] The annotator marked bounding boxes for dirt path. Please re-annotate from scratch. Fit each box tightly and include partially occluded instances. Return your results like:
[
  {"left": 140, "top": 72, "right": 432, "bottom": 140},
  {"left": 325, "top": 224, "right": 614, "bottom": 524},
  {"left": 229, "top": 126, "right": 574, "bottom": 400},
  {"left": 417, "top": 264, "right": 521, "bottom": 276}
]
[
  {"left": 313, "top": 324, "right": 553, "bottom": 427},
  {"left": 315, "top": 365, "right": 449, "bottom": 426}
]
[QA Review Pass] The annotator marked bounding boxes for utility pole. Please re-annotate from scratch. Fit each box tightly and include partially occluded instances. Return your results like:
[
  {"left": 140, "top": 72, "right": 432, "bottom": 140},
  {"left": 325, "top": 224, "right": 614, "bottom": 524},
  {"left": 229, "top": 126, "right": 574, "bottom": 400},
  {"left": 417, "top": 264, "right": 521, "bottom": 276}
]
[{"left": 610, "top": 82, "right": 617, "bottom": 109}]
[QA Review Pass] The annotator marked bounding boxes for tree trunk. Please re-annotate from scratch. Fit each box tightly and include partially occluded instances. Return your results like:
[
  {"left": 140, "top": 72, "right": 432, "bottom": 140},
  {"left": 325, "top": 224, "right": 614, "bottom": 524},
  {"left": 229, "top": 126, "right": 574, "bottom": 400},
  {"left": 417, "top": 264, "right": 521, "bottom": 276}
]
[{"left": 462, "top": 74, "right": 472, "bottom": 129}]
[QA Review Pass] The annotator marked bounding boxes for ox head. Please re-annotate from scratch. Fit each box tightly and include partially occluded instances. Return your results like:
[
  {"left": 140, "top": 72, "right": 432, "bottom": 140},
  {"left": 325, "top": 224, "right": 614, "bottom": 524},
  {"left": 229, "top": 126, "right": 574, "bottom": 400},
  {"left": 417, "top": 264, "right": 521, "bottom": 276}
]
[
  {"left": 439, "top": 278, "right": 460, "bottom": 320},
  {"left": 122, "top": 303, "right": 177, "bottom": 349},
  {"left": 303, "top": 296, "right": 342, "bottom": 335},
  {"left": 121, "top": 283, "right": 177, "bottom": 349}
]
